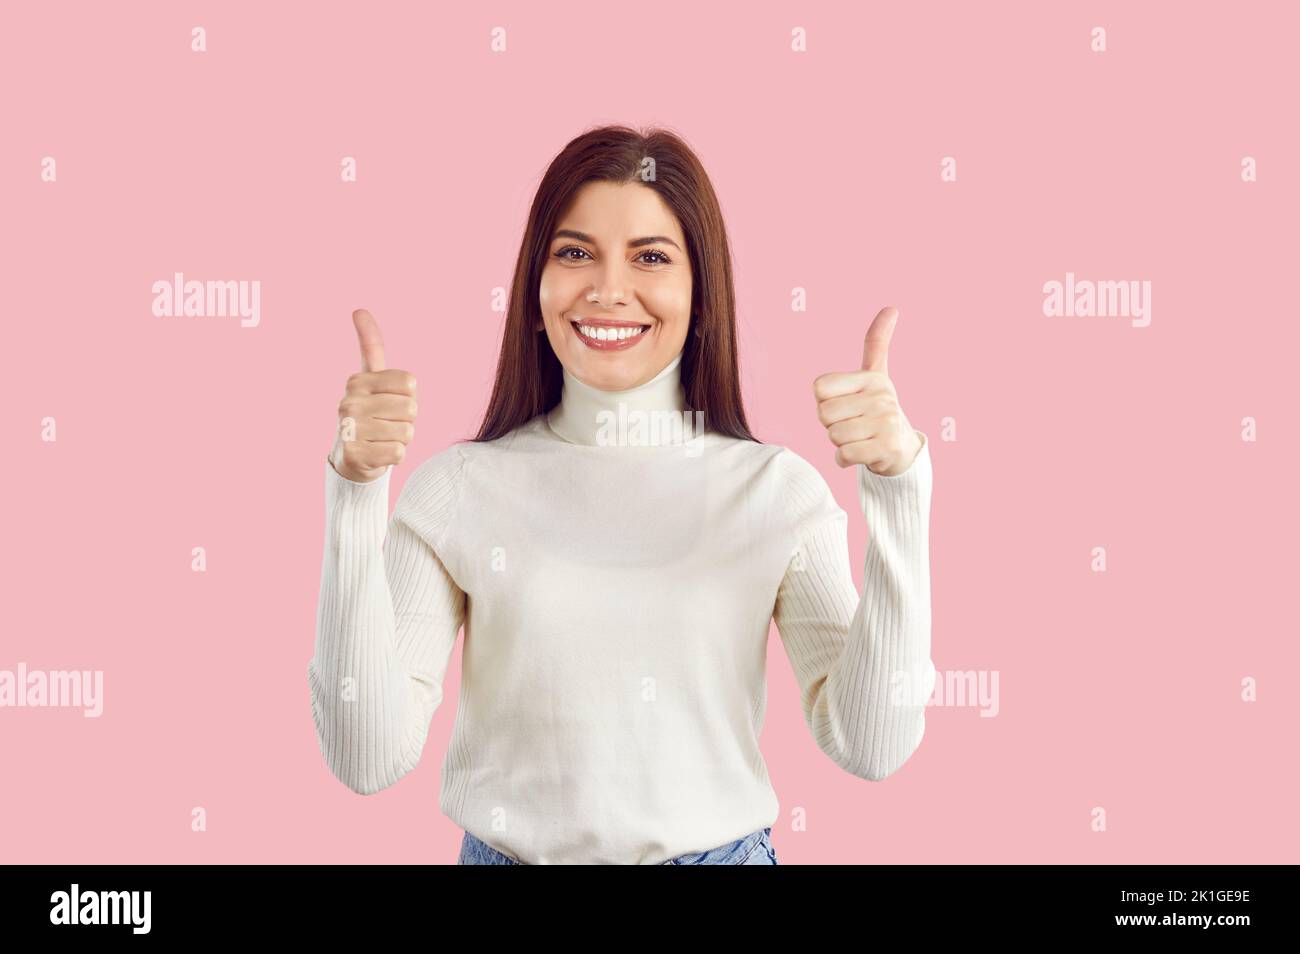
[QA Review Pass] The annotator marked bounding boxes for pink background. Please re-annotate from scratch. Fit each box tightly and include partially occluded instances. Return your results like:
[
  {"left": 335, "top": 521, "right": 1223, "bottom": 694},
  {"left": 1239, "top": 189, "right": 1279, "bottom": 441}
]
[{"left": 3, "top": 1, "right": 1296, "bottom": 864}]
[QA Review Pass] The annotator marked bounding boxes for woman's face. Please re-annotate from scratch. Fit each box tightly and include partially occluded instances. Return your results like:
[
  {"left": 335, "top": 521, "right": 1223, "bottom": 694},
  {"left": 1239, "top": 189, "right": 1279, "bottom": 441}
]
[{"left": 538, "top": 180, "right": 693, "bottom": 391}]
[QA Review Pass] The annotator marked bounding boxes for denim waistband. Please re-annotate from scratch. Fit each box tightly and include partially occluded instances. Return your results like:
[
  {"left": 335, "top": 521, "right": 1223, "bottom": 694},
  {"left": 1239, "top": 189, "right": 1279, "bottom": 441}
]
[{"left": 456, "top": 826, "right": 777, "bottom": 865}]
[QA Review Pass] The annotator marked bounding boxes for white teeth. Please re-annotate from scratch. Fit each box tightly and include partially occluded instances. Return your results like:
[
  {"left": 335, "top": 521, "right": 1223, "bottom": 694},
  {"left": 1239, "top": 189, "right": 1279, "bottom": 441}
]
[{"left": 578, "top": 324, "right": 645, "bottom": 341}]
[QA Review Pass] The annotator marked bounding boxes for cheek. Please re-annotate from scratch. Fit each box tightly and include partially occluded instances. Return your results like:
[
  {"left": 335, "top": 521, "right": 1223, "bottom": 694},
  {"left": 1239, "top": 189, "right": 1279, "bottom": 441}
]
[
  {"left": 538, "top": 271, "right": 555, "bottom": 314},
  {"left": 538, "top": 267, "right": 582, "bottom": 320},
  {"left": 644, "top": 281, "right": 692, "bottom": 322}
]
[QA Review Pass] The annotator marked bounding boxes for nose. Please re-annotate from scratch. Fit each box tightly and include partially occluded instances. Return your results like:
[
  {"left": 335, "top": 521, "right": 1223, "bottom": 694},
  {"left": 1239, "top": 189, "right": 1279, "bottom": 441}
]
[{"left": 587, "top": 264, "right": 629, "bottom": 307}]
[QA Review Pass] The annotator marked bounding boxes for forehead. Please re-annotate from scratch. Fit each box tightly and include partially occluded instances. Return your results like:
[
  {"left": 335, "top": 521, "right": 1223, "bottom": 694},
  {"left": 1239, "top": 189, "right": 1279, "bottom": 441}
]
[{"left": 553, "top": 181, "right": 685, "bottom": 244}]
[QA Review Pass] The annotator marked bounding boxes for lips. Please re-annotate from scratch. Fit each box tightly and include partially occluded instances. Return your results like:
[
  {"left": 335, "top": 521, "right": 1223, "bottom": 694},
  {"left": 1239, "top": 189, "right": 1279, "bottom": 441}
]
[{"left": 570, "top": 318, "right": 651, "bottom": 351}]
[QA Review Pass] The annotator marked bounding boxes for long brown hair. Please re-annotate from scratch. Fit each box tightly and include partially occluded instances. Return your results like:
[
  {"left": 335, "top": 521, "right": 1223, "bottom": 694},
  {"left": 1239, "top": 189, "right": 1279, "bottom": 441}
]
[{"left": 470, "top": 124, "right": 759, "bottom": 444}]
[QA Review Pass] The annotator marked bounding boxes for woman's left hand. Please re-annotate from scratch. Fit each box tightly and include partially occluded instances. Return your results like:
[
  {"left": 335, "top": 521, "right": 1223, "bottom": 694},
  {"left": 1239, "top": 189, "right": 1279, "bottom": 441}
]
[{"left": 813, "top": 305, "right": 925, "bottom": 477}]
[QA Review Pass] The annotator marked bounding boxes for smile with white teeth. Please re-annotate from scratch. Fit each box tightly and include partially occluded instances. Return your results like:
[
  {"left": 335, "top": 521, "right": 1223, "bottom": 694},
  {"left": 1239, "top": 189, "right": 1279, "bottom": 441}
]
[{"left": 575, "top": 323, "right": 648, "bottom": 341}]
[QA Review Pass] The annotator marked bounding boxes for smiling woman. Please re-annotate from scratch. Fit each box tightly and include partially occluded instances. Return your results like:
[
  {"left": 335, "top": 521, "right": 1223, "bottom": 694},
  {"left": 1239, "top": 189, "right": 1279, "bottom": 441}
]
[
  {"left": 309, "top": 124, "right": 936, "bottom": 866},
  {"left": 539, "top": 188, "right": 692, "bottom": 370},
  {"left": 473, "top": 126, "right": 753, "bottom": 442}
]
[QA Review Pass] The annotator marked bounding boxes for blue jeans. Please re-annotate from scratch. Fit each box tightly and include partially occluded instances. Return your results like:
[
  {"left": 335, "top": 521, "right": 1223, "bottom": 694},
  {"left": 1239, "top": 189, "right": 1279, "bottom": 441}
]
[{"left": 457, "top": 826, "right": 778, "bottom": 865}]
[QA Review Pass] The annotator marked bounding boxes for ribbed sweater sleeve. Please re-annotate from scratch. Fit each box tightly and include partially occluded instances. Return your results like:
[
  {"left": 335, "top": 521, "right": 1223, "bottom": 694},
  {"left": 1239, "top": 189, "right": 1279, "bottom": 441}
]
[
  {"left": 308, "top": 447, "right": 467, "bottom": 795},
  {"left": 772, "top": 433, "right": 935, "bottom": 781}
]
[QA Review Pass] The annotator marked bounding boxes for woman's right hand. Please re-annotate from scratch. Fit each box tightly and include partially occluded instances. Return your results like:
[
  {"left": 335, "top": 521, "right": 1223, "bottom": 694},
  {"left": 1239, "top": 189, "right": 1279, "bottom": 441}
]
[{"left": 329, "top": 309, "right": 418, "bottom": 483}]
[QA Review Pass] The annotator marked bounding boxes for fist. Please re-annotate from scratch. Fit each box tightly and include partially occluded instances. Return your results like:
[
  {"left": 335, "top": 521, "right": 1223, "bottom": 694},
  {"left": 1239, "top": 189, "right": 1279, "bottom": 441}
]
[
  {"left": 813, "top": 305, "right": 924, "bottom": 477},
  {"left": 329, "top": 309, "right": 418, "bottom": 484}
]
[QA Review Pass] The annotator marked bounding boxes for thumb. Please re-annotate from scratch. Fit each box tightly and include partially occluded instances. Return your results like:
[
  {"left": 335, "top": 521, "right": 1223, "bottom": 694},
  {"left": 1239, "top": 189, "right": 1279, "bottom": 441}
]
[
  {"left": 352, "top": 308, "right": 386, "bottom": 372},
  {"left": 861, "top": 305, "right": 898, "bottom": 375}
]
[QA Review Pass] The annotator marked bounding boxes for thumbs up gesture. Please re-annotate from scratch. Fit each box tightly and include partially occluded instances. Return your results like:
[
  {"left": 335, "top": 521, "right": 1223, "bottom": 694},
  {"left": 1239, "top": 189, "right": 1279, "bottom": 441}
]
[
  {"left": 813, "top": 306, "right": 925, "bottom": 477},
  {"left": 328, "top": 309, "right": 419, "bottom": 483}
]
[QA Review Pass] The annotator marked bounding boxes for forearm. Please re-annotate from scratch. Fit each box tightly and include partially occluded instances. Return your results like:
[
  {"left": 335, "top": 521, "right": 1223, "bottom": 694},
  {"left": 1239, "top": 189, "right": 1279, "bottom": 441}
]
[
  {"left": 308, "top": 459, "right": 429, "bottom": 796},
  {"left": 791, "top": 437, "right": 935, "bottom": 781}
]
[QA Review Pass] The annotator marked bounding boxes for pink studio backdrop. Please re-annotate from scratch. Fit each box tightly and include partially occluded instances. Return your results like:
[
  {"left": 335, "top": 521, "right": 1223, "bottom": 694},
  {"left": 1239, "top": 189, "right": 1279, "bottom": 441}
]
[{"left": 3, "top": 1, "right": 1297, "bottom": 864}]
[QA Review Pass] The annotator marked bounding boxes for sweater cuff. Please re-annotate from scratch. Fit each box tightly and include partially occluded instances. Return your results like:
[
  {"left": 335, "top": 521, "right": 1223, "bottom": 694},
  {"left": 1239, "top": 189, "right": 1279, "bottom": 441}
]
[
  {"left": 323, "top": 455, "right": 393, "bottom": 557},
  {"left": 857, "top": 431, "right": 931, "bottom": 514},
  {"left": 324, "top": 454, "right": 391, "bottom": 507}
]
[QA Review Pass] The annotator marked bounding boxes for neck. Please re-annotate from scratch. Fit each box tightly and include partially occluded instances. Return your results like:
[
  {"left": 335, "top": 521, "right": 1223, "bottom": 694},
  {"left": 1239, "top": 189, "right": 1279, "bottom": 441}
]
[{"left": 546, "top": 350, "right": 700, "bottom": 447}]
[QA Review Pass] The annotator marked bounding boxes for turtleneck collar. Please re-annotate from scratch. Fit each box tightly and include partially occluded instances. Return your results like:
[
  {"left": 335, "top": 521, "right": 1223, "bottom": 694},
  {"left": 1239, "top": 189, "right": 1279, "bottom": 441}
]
[{"left": 546, "top": 350, "right": 703, "bottom": 448}]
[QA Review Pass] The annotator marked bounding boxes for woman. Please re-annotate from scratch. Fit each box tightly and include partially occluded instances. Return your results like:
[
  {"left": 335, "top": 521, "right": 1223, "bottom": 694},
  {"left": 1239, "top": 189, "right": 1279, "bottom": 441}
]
[{"left": 309, "top": 125, "right": 935, "bottom": 865}]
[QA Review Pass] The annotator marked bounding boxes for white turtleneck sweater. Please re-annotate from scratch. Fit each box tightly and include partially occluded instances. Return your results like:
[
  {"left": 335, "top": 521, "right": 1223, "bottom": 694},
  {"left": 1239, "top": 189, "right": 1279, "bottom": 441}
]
[{"left": 309, "top": 350, "right": 935, "bottom": 864}]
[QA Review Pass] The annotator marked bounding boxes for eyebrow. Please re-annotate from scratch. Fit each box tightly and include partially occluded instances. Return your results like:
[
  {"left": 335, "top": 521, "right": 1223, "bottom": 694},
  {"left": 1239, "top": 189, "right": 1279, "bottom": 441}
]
[{"left": 552, "top": 229, "right": 682, "bottom": 252}]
